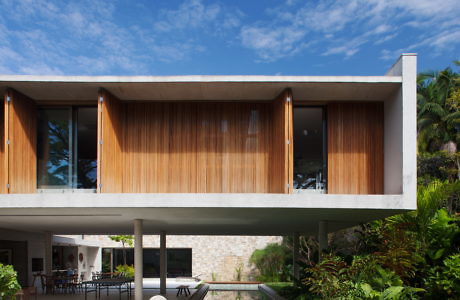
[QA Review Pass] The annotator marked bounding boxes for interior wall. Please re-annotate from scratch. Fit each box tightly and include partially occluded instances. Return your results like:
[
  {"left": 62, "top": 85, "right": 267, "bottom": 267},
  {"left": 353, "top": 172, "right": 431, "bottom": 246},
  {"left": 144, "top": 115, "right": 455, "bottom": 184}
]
[
  {"left": 384, "top": 88, "right": 403, "bottom": 194},
  {"left": 327, "top": 102, "right": 384, "bottom": 194},
  {"left": 0, "top": 228, "right": 46, "bottom": 288}
]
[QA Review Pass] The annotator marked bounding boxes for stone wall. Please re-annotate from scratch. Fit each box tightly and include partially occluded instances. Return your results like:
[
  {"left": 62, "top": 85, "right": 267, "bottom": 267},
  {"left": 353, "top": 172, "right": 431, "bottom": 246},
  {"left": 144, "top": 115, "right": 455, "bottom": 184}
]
[{"left": 63, "top": 235, "right": 282, "bottom": 281}]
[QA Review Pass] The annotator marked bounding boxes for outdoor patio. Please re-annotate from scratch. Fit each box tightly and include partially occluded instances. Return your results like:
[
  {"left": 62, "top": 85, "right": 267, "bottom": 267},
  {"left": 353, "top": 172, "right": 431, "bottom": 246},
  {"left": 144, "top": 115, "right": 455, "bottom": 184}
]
[
  {"left": 35, "top": 288, "right": 198, "bottom": 300},
  {"left": 32, "top": 278, "right": 201, "bottom": 300}
]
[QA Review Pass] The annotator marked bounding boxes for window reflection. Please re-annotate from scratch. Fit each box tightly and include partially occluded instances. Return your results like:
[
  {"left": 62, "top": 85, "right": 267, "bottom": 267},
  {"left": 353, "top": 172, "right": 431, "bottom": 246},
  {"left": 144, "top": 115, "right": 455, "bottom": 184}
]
[
  {"left": 37, "top": 107, "right": 97, "bottom": 189},
  {"left": 293, "top": 107, "right": 326, "bottom": 192}
]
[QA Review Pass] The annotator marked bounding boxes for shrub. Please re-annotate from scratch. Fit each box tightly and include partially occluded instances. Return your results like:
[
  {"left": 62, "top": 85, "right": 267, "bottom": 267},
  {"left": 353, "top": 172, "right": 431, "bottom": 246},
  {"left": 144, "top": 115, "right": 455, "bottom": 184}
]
[
  {"left": 115, "top": 264, "right": 135, "bottom": 278},
  {"left": 249, "top": 243, "right": 290, "bottom": 282},
  {"left": 426, "top": 254, "right": 460, "bottom": 298},
  {"left": 0, "top": 264, "right": 21, "bottom": 299}
]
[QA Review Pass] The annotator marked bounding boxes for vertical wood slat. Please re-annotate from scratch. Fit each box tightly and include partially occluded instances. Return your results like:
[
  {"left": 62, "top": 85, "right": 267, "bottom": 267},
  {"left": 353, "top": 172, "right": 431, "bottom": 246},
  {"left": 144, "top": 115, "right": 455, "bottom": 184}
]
[
  {"left": 0, "top": 93, "right": 6, "bottom": 193},
  {"left": 99, "top": 90, "right": 124, "bottom": 193},
  {"left": 269, "top": 89, "right": 293, "bottom": 193},
  {"left": 6, "top": 89, "right": 37, "bottom": 193},
  {"left": 327, "top": 103, "right": 384, "bottom": 194},
  {"left": 99, "top": 92, "right": 273, "bottom": 193}
]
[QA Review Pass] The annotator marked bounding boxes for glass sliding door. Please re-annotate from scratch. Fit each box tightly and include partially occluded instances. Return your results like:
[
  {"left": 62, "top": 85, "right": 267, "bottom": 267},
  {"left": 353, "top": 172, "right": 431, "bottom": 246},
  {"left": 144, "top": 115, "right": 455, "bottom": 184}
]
[
  {"left": 75, "top": 107, "right": 97, "bottom": 188},
  {"left": 37, "top": 107, "right": 97, "bottom": 190},
  {"left": 37, "top": 108, "right": 72, "bottom": 188},
  {"left": 293, "top": 107, "right": 326, "bottom": 192}
]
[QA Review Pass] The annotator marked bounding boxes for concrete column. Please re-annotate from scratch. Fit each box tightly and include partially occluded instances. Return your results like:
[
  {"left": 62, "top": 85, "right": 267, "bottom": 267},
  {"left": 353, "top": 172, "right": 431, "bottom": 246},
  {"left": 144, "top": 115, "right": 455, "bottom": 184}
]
[
  {"left": 293, "top": 233, "right": 300, "bottom": 281},
  {"left": 44, "top": 232, "right": 53, "bottom": 276},
  {"left": 318, "top": 221, "right": 328, "bottom": 261},
  {"left": 134, "top": 219, "right": 143, "bottom": 300},
  {"left": 160, "top": 231, "right": 167, "bottom": 295}
]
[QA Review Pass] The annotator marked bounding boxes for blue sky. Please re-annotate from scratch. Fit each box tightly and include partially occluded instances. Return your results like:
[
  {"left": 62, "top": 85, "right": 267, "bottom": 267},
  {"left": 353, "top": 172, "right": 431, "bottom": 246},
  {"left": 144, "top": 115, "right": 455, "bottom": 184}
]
[{"left": 0, "top": 0, "right": 458, "bottom": 76}]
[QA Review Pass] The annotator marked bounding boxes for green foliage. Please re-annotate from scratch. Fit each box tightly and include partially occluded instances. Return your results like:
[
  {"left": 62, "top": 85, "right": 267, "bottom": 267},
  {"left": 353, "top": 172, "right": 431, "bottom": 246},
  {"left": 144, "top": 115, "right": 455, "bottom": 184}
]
[
  {"left": 109, "top": 235, "right": 134, "bottom": 266},
  {"left": 249, "top": 243, "right": 291, "bottom": 282},
  {"left": 0, "top": 264, "right": 21, "bottom": 299},
  {"left": 417, "top": 66, "right": 459, "bottom": 152},
  {"left": 234, "top": 263, "right": 243, "bottom": 281},
  {"left": 303, "top": 255, "right": 422, "bottom": 299},
  {"left": 426, "top": 254, "right": 460, "bottom": 298},
  {"left": 115, "top": 264, "right": 135, "bottom": 278},
  {"left": 418, "top": 151, "right": 459, "bottom": 184},
  {"left": 109, "top": 235, "right": 134, "bottom": 247},
  {"left": 211, "top": 272, "right": 218, "bottom": 281}
]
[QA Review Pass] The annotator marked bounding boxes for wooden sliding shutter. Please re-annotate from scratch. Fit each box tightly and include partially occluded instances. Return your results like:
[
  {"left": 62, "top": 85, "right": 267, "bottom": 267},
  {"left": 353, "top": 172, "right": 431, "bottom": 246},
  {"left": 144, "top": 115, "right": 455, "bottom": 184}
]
[
  {"left": 98, "top": 90, "right": 124, "bottom": 193},
  {"left": 5, "top": 89, "right": 37, "bottom": 193},
  {"left": 327, "top": 103, "right": 383, "bottom": 194},
  {"left": 270, "top": 89, "right": 293, "bottom": 193},
  {"left": 0, "top": 94, "right": 6, "bottom": 193}
]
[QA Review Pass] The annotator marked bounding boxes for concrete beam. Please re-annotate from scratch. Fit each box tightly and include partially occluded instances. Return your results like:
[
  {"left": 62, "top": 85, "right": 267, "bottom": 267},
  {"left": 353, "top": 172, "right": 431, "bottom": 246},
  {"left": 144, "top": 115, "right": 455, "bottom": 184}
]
[{"left": 134, "top": 219, "right": 143, "bottom": 300}]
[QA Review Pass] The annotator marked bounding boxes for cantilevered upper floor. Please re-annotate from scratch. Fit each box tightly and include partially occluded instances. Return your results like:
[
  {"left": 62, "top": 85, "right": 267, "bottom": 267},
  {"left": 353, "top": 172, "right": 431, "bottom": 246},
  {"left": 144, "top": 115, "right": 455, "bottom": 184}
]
[{"left": 0, "top": 54, "right": 417, "bottom": 235}]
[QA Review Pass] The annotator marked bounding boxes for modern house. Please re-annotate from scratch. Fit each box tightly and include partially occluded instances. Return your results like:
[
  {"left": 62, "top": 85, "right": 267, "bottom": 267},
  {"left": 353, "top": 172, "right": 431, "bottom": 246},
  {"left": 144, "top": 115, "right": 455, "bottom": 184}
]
[{"left": 0, "top": 54, "right": 416, "bottom": 299}]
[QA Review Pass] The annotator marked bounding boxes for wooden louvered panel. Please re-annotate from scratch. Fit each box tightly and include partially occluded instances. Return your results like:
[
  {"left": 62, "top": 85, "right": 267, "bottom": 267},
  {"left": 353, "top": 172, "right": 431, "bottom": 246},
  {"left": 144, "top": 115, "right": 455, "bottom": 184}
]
[
  {"left": 6, "top": 89, "right": 37, "bottom": 193},
  {"left": 99, "top": 94, "right": 275, "bottom": 193},
  {"left": 0, "top": 94, "right": 6, "bottom": 193},
  {"left": 327, "top": 103, "right": 384, "bottom": 194},
  {"left": 98, "top": 90, "right": 124, "bottom": 193},
  {"left": 269, "top": 89, "right": 293, "bottom": 193}
]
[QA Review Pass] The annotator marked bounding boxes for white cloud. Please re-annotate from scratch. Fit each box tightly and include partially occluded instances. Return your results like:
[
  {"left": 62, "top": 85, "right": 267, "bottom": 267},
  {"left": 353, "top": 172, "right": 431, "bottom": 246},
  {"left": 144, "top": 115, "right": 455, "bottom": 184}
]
[
  {"left": 154, "top": 0, "right": 241, "bottom": 33},
  {"left": 240, "top": 26, "right": 306, "bottom": 61},
  {"left": 239, "top": 0, "right": 460, "bottom": 61}
]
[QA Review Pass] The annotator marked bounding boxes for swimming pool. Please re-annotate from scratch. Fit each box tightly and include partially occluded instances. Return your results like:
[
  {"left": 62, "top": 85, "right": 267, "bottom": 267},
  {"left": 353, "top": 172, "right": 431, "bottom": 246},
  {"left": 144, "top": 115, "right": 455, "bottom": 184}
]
[{"left": 204, "top": 289, "right": 269, "bottom": 299}]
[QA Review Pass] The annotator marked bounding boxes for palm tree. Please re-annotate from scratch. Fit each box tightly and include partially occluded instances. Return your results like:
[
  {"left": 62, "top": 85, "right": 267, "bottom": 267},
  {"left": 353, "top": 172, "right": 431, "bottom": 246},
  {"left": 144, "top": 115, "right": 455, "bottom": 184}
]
[{"left": 417, "top": 65, "right": 459, "bottom": 153}]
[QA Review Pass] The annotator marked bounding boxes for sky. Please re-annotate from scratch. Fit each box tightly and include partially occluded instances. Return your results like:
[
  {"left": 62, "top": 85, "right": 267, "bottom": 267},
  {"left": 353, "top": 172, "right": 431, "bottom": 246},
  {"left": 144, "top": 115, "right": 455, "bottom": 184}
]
[{"left": 0, "top": 0, "right": 458, "bottom": 76}]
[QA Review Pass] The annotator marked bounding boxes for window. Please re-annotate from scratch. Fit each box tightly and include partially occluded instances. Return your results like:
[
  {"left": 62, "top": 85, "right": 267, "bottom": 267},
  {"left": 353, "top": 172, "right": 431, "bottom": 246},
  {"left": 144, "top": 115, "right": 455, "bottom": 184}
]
[
  {"left": 108, "top": 248, "right": 192, "bottom": 278},
  {"left": 293, "top": 107, "right": 326, "bottom": 192},
  {"left": 37, "top": 107, "right": 97, "bottom": 189}
]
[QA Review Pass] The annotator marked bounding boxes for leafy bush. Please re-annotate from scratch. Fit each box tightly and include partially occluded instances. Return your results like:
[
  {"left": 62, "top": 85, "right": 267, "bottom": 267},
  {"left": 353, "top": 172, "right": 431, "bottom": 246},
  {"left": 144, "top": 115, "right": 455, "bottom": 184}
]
[
  {"left": 115, "top": 264, "right": 135, "bottom": 278},
  {"left": 249, "top": 243, "right": 291, "bottom": 282},
  {"left": 0, "top": 264, "right": 21, "bottom": 299},
  {"left": 303, "top": 255, "right": 424, "bottom": 299},
  {"left": 418, "top": 152, "right": 459, "bottom": 185},
  {"left": 426, "top": 254, "right": 460, "bottom": 298}
]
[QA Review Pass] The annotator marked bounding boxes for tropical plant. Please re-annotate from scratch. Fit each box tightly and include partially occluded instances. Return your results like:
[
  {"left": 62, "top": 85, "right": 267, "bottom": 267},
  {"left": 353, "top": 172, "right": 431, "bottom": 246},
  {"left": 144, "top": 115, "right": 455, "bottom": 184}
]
[
  {"left": 234, "top": 263, "right": 243, "bottom": 281},
  {"left": 249, "top": 243, "right": 290, "bottom": 282},
  {"left": 418, "top": 151, "right": 459, "bottom": 185},
  {"left": 426, "top": 254, "right": 460, "bottom": 298},
  {"left": 417, "top": 66, "right": 459, "bottom": 153},
  {"left": 115, "top": 264, "right": 135, "bottom": 278},
  {"left": 0, "top": 264, "right": 21, "bottom": 299},
  {"left": 109, "top": 235, "right": 134, "bottom": 266},
  {"left": 304, "top": 255, "right": 424, "bottom": 299}
]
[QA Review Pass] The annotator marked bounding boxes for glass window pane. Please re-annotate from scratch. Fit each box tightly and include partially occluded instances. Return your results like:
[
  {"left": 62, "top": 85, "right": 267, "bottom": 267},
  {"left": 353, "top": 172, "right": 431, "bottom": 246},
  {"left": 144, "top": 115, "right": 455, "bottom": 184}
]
[
  {"left": 37, "top": 108, "right": 71, "bottom": 188},
  {"left": 294, "top": 107, "right": 326, "bottom": 190},
  {"left": 75, "top": 107, "right": 97, "bottom": 189}
]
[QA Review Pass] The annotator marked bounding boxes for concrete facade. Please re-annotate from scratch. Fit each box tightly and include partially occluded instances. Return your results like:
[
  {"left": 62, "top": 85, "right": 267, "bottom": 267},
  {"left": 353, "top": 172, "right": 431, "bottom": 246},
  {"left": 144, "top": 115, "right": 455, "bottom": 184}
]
[{"left": 0, "top": 54, "right": 417, "bottom": 296}]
